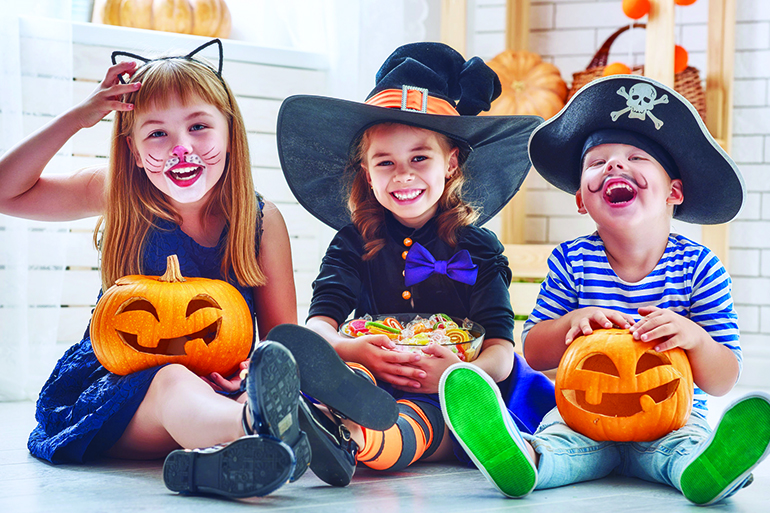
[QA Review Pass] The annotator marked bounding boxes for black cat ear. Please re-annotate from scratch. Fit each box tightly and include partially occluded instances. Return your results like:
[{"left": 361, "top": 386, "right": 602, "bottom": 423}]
[
  {"left": 111, "top": 50, "right": 150, "bottom": 84},
  {"left": 186, "top": 39, "right": 223, "bottom": 77},
  {"left": 110, "top": 39, "right": 224, "bottom": 85}
]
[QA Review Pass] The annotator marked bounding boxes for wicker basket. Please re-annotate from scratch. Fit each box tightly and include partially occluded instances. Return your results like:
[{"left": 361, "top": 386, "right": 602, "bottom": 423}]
[{"left": 567, "top": 24, "right": 706, "bottom": 120}]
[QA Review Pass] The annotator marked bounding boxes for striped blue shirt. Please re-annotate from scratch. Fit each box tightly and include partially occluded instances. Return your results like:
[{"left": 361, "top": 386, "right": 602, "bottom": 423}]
[{"left": 522, "top": 233, "right": 741, "bottom": 417}]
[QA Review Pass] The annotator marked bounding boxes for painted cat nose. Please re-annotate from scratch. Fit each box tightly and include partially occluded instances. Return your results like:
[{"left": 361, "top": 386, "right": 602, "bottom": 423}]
[{"left": 172, "top": 145, "right": 189, "bottom": 159}]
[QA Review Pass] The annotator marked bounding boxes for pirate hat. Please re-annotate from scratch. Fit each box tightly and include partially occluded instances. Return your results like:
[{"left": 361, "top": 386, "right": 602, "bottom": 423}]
[
  {"left": 529, "top": 74, "right": 744, "bottom": 225},
  {"left": 277, "top": 42, "right": 543, "bottom": 230}
]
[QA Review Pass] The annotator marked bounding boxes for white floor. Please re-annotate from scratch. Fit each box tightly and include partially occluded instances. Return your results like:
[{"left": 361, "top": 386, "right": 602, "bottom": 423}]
[{"left": 1, "top": 386, "right": 769, "bottom": 512}]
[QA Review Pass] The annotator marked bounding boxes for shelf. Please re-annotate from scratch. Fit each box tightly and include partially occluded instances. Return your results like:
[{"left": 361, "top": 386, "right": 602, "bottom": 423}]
[{"left": 19, "top": 16, "right": 329, "bottom": 70}]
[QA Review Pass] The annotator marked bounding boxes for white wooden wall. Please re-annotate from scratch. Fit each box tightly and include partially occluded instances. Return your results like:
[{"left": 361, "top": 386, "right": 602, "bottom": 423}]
[{"left": 10, "top": 21, "right": 334, "bottom": 350}]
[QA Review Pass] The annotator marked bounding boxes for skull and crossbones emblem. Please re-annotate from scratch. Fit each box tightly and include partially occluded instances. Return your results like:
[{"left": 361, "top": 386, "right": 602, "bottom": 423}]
[{"left": 610, "top": 83, "right": 668, "bottom": 130}]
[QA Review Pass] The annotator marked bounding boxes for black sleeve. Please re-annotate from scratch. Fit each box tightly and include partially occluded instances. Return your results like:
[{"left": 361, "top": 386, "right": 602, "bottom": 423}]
[
  {"left": 458, "top": 226, "right": 515, "bottom": 344},
  {"left": 307, "top": 226, "right": 365, "bottom": 326}
]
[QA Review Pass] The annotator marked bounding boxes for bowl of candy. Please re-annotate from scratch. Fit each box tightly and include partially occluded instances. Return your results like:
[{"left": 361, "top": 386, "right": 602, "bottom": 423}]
[{"left": 339, "top": 313, "right": 485, "bottom": 362}]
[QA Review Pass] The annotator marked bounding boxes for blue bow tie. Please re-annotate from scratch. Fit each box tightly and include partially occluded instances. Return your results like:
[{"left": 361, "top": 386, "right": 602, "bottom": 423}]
[{"left": 404, "top": 242, "right": 478, "bottom": 287}]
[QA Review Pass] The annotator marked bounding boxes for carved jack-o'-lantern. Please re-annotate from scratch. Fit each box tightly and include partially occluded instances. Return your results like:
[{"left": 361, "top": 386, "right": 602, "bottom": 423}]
[
  {"left": 91, "top": 255, "right": 252, "bottom": 376},
  {"left": 555, "top": 329, "right": 693, "bottom": 442}
]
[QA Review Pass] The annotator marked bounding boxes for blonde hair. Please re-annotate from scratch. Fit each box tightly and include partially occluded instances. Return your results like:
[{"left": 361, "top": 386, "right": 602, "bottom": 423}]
[
  {"left": 347, "top": 123, "right": 477, "bottom": 260},
  {"left": 96, "top": 56, "right": 265, "bottom": 290}
]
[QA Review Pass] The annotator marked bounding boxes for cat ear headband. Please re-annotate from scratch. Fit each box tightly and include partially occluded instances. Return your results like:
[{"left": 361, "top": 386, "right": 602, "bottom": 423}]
[{"left": 110, "top": 38, "right": 224, "bottom": 85}]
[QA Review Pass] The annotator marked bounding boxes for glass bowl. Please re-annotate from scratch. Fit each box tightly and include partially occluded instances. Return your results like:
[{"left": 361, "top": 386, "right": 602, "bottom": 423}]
[{"left": 339, "top": 313, "right": 485, "bottom": 362}]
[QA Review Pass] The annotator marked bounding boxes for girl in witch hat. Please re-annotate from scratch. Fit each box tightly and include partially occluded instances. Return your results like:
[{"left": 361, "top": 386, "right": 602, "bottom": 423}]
[{"left": 271, "top": 42, "right": 556, "bottom": 486}]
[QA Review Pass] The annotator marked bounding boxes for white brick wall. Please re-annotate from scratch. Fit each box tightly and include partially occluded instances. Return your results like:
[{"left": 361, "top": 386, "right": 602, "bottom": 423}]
[
  {"left": 471, "top": 0, "right": 710, "bottom": 244},
  {"left": 470, "top": 0, "right": 770, "bottom": 387}
]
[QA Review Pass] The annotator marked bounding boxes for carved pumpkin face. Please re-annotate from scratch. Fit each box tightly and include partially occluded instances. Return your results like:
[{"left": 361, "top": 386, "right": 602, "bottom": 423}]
[
  {"left": 91, "top": 255, "right": 252, "bottom": 376},
  {"left": 555, "top": 329, "right": 693, "bottom": 442}
]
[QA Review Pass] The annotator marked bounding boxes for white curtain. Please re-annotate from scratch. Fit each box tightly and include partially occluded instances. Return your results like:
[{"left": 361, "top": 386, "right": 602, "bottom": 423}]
[
  {"left": 0, "top": 0, "right": 73, "bottom": 401},
  {"left": 324, "top": 0, "right": 430, "bottom": 101},
  {"left": 238, "top": 0, "right": 429, "bottom": 101}
]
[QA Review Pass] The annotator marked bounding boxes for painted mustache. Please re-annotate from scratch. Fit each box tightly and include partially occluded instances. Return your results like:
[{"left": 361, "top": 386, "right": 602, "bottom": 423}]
[{"left": 587, "top": 173, "right": 649, "bottom": 193}]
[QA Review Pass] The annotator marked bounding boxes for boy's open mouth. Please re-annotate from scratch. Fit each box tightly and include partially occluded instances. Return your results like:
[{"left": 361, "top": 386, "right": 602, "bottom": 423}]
[{"left": 603, "top": 179, "right": 636, "bottom": 205}]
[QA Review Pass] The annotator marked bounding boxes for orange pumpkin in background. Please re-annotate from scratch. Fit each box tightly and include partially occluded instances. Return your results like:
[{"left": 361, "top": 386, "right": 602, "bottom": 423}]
[
  {"left": 95, "top": 0, "right": 232, "bottom": 38},
  {"left": 555, "top": 329, "right": 693, "bottom": 442},
  {"left": 91, "top": 255, "right": 252, "bottom": 376},
  {"left": 483, "top": 50, "right": 568, "bottom": 121}
]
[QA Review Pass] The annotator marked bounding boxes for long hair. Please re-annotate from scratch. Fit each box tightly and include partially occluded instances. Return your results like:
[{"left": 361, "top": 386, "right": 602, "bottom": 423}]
[
  {"left": 96, "top": 56, "right": 265, "bottom": 290},
  {"left": 347, "top": 123, "right": 478, "bottom": 260}
]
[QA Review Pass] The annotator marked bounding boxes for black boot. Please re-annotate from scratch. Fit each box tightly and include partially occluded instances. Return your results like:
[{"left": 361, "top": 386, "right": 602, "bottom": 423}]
[
  {"left": 266, "top": 324, "right": 399, "bottom": 430},
  {"left": 242, "top": 341, "right": 311, "bottom": 482},
  {"left": 298, "top": 396, "right": 359, "bottom": 487},
  {"left": 163, "top": 435, "right": 295, "bottom": 498}
]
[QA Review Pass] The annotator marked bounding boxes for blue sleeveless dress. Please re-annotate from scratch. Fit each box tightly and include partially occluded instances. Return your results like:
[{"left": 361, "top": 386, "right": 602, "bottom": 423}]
[{"left": 28, "top": 206, "right": 262, "bottom": 464}]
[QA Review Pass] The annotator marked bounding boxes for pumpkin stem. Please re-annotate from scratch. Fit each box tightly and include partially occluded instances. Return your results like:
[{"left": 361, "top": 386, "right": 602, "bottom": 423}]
[{"left": 159, "top": 255, "right": 187, "bottom": 283}]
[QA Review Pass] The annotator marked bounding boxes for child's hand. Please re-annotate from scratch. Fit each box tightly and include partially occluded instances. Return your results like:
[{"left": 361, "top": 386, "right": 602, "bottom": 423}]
[
  {"left": 631, "top": 306, "right": 708, "bottom": 352},
  {"left": 73, "top": 61, "right": 141, "bottom": 129},
  {"left": 344, "top": 334, "right": 426, "bottom": 389},
  {"left": 565, "top": 307, "right": 636, "bottom": 344},
  {"left": 392, "top": 343, "right": 462, "bottom": 394},
  {"left": 201, "top": 360, "right": 249, "bottom": 394}
]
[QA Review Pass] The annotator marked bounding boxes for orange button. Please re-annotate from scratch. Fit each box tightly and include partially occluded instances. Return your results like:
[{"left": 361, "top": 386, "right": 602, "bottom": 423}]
[
  {"left": 402, "top": 250, "right": 409, "bottom": 260},
  {"left": 402, "top": 290, "right": 412, "bottom": 300},
  {"left": 403, "top": 237, "right": 413, "bottom": 247}
]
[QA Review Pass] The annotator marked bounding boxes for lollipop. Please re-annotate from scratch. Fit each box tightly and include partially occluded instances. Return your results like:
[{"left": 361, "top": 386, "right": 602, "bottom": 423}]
[
  {"left": 446, "top": 328, "right": 471, "bottom": 344},
  {"left": 382, "top": 317, "right": 404, "bottom": 330}
]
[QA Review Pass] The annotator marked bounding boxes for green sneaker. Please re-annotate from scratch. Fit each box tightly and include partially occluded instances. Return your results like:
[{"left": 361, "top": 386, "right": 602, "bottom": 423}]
[
  {"left": 680, "top": 392, "right": 770, "bottom": 505},
  {"left": 439, "top": 363, "right": 537, "bottom": 498}
]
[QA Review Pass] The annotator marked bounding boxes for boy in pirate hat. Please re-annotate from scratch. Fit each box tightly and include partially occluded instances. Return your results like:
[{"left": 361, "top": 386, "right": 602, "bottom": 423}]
[
  {"left": 270, "top": 42, "right": 556, "bottom": 486},
  {"left": 440, "top": 75, "right": 770, "bottom": 504}
]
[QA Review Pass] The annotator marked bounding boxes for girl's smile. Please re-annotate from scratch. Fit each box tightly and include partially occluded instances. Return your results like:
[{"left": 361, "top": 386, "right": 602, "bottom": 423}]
[
  {"left": 163, "top": 148, "right": 207, "bottom": 189},
  {"left": 364, "top": 124, "right": 458, "bottom": 229},
  {"left": 391, "top": 188, "right": 425, "bottom": 202},
  {"left": 128, "top": 96, "right": 229, "bottom": 206}
]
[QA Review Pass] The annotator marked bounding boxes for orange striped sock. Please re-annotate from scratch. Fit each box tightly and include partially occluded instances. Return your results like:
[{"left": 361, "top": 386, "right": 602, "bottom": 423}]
[
  {"left": 357, "top": 400, "right": 434, "bottom": 471},
  {"left": 345, "top": 362, "right": 376, "bottom": 385}
]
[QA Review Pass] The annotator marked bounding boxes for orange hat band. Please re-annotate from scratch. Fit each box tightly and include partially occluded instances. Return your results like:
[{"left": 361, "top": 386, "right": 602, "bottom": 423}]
[{"left": 365, "top": 86, "right": 459, "bottom": 116}]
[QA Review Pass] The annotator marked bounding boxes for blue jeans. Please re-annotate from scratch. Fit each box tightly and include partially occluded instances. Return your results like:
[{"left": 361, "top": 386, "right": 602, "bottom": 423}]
[{"left": 524, "top": 407, "right": 714, "bottom": 492}]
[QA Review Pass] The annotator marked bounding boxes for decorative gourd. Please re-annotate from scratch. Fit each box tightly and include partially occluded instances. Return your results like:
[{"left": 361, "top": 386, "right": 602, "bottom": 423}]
[
  {"left": 555, "top": 328, "right": 693, "bottom": 442},
  {"left": 602, "top": 62, "right": 632, "bottom": 77},
  {"left": 622, "top": 0, "right": 650, "bottom": 20},
  {"left": 674, "top": 45, "right": 689, "bottom": 73},
  {"left": 91, "top": 254, "right": 252, "bottom": 376},
  {"left": 483, "top": 50, "right": 568, "bottom": 121},
  {"left": 97, "top": 0, "right": 231, "bottom": 38}
]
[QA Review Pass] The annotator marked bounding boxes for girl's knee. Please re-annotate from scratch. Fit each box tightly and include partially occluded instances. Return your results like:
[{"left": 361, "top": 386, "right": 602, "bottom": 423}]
[{"left": 150, "top": 364, "right": 199, "bottom": 392}]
